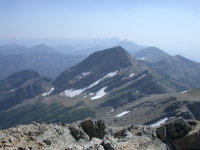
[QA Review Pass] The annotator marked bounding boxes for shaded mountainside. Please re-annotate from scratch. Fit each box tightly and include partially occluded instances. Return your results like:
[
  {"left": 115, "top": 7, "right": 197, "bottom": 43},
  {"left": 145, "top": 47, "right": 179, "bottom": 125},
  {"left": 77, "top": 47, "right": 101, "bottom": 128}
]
[
  {"left": 0, "top": 43, "right": 84, "bottom": 79},
  {"left": 134, "top": 46, "right": 200, "bottom": 91},
  {"left": 0, "top": 53, "right": 83, "bottom": 79},
  {"left": 99, "top": 92, "right": 200, "bottom": 127},
  {"left": 0, "top": 102, "right": 94, "bottom": 129},
  {"left": 147, "top": 55, "right": 200, "bottom": 91},
  {"left": 134, "top": 47, "right": 170, "bottom": 63},
  {"left": 53, "top": 46, "right": 147, "bottom": 93},
  {"left": 0, "top": 70, "right": 52, "bottom": 111}
]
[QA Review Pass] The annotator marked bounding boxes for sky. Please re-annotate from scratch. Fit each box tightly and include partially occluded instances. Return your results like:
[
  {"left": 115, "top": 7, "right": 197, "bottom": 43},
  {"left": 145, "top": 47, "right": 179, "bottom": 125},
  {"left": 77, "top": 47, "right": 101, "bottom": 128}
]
[{"left": 0, "top": 0, "right": 200, "bottom": 61}]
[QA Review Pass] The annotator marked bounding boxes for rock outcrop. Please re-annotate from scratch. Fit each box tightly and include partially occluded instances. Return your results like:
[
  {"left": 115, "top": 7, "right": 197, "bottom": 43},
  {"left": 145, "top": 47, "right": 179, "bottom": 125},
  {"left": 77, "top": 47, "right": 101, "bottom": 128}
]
[
  {"left": 157, "top": 118, "right": 200, "bottom": 150},
  {"left": 0, "top": 118, "right": 168, "bottom": 150},
  {"left": 0, "top": 118, "right": 199, "bottom": 150}
]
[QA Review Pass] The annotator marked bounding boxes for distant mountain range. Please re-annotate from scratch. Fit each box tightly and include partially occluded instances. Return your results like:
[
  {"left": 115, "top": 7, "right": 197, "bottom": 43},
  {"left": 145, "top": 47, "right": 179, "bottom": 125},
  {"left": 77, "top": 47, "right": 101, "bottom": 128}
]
[
  {"left": 0, "top": 38, "right": 144, "bottom": 54},
  {"left": 0, "top": 39, "right": 143, "bottom": 79},
  {"left": 54, "top": 39, "right": 143, "bottom": 56},
  {"left": 0, "top": 44, "right": 84, "bottom": 79},
  {"left": 0, "top": 70, "right": 51, "bottom": 111},
  {"left": 135, "top": 47, "right": 200, "bottom": 91}
]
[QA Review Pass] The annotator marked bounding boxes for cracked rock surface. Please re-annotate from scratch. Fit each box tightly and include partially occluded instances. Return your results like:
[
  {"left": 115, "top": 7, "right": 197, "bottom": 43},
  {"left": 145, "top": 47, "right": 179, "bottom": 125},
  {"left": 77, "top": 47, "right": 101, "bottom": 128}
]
[{"left": 1, "top": 118, "right": 198, "bottom": 150}]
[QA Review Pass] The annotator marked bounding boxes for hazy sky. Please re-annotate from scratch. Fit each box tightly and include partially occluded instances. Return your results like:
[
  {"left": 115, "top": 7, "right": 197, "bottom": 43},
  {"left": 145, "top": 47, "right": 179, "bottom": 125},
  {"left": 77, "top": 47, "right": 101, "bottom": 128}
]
[{"left": 0, "top": 0, "right": 200, "bottom": 61}]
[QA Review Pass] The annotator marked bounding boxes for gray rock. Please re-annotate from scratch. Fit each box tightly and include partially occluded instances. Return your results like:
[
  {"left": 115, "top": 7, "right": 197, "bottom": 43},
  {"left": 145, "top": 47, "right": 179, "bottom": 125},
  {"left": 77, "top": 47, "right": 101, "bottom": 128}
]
[
  {"left": 69, "top": 124, "right": 89, "bottom": 141},
  {"left": 43, "top": 139, "right": 51, "bottom": 145},
  {"left": 0, "top": 118, "right": 195, "bottom": 150},
  {"left": 84, "top": 138, "right": 103, "bottom": 150},
  {"left": 80, "top": 119, "right": 106, "bottom": 140},
  {"left": 157, "top": 118, "right": 199, "bottom": 150},
  {"left": 102, "top": 136, "right": 118, "bottom": 150}
]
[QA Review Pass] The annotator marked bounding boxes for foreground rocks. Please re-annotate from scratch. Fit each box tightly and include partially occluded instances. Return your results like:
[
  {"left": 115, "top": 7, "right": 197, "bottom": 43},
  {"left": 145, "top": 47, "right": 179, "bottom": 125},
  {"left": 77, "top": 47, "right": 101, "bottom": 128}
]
[
  {"left": 0, "top": 118, "right": 199, "bottom": 150},
  {"left": 157, "top": 118, "right": 200, "bottom": 150}
]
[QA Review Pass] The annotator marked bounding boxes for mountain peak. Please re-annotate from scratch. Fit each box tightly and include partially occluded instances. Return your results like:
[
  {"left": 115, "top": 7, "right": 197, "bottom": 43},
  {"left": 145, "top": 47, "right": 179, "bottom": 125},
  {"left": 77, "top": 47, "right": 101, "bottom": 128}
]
[
  {"left": 7, "top": 69, "right": 41, "bottom": 80},
  {"left": 91, "top": 46, "right": 126, "bottom": 54},
  {"left": 29, "top": 44, "right": 59, "bottom": 54},
  {"left": 134, "top": 47, "right": 170, "bottom": 63},
  {"left": 53, "top": 46, "right": 145, "bottom": 93},
  {"left": 81, "top": 46, "right": 135, "bottom": 70}
]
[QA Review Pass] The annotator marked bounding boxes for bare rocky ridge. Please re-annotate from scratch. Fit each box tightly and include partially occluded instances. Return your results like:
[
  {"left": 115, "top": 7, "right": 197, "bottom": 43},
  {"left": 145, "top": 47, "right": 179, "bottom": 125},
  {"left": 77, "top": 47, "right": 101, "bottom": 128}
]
[{"left": 0, "top": 118, "right": 199, "bottom": 150}]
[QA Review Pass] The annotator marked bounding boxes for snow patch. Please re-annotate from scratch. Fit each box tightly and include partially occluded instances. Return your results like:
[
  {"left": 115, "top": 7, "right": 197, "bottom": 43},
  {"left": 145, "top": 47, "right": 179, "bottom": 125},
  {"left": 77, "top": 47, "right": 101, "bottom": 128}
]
[
  {"left": 62, "top": 88, "right": 85, "bottom": 97},
  {"left": 129, "top": 73, "right": 135, "bottom": 77},
  {"left": 91, "top": 87, "right": 107, "bottom": 100},
  {"left": 61, "top": 70, "right": 118, "bottom": 97},
  {"left": 88, "top": 71, "right": 118, "bottom": 88},
  {"left": 104, "top": 71, "right": 118, "bottom": 78},
  {"left": 10, "top": 89, "right": 15, "bottom": 92},
  {"left": 150, "top": 117, "right": 168, "bottom": 127},
  {"left": 137, "top": 57, "right": 146, "bottom": 60},
  {"left": 180, "top": 90, "right": 187, "bottom": 94},
  {"left": 88, "top": 79, "right": 102, "bottom": 88},
  {"left": 82, "top": 72, "right": 90, "bottom": 76},
  {"left": 138, "top": 74, "right": 146, "bottom": 79},
  {"left": 76, "top": 72, "right": 90, "bottom": 79},
  {"left": 115, "top": 111, "right": 130, "bottom": 118},
  {"left": 42, "top": 87, "right": 54, "bottom": 97}
]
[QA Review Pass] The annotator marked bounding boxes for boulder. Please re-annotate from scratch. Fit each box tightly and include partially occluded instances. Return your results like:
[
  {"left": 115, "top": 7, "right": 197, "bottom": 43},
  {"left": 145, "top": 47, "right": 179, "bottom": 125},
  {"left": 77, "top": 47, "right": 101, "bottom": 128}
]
[
  {"left": 157, "top": 118, "right": 200, "bottom": 150},
  {"left": 80, "top": 118, "right": 106, "bottom": 140}
]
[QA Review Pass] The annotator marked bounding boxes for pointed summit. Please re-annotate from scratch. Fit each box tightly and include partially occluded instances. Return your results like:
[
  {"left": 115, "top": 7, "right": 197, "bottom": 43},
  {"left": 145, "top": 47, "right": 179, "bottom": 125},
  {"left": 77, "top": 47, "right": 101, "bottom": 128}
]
[{"left": 53, "top": 46, "right": 145, "bottom": 93}]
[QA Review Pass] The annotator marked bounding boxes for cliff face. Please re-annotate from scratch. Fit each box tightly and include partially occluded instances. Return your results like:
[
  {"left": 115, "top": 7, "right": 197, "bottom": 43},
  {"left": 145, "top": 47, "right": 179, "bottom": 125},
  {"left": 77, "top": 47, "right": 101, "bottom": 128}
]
[{"left": 0, "top": 118, "right": 199, "bottom": 150}]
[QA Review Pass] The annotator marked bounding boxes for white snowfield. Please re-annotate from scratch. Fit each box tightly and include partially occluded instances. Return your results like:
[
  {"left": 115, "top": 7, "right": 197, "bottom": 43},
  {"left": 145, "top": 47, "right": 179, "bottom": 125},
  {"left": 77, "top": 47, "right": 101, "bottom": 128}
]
[
  {"left": 138, "top": 74, "right": 146, "bottom": 79},
  {"left": 180, "top": 90, "right": 187, "bottom": 94},
  {"left": 88, "top": 71, "right": 118, "bottom": 88},
  {"left": 42, "top": 87, "right": 54, "bottom": 97},
  {"left": 61, "top": 88, "right": 86, "bottom": 97},
  {"left": 129, "top": 73, "right": 135, "bottom": 77},
  {"left": 88, "top": 79, "right": 102, "bottom": 89},
  {"left": 91, "top": 87, "right": 107, "bottom": 100},
  {"left": 104, "top": 71, "right": 118, "bottom": 78},
  {"left": 150, "top": 117, "right": 168, "bottom": 127},
  {"left": 115, "top": 111, "right": 130, "bottom": 117},
  {"left": 61, "top": 71, "right": 118, "bottom": 98}
]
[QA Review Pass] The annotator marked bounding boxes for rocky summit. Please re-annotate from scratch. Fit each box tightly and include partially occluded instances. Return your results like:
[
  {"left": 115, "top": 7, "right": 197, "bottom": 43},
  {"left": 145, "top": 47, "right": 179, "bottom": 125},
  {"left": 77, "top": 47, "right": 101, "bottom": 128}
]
[{"left": 0, "top": 118, "right": 199, "bottom": 150}]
